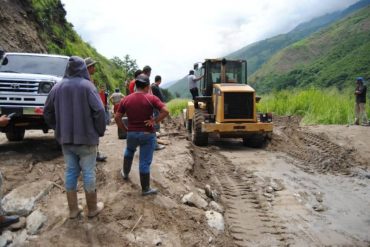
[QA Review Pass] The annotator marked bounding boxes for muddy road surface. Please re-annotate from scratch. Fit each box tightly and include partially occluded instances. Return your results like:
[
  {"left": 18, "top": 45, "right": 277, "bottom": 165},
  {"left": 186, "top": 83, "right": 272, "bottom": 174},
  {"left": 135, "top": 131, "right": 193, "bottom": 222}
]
[{"left": 0, "top": 117, "right": 369, "bottom": 246}]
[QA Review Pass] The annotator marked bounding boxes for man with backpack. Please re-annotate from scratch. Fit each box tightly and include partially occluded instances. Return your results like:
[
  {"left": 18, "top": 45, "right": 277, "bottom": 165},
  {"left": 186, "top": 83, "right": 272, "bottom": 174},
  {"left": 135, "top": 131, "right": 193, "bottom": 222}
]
[{"left": 354, "top": 77, "right": 368, "bottom": 126}]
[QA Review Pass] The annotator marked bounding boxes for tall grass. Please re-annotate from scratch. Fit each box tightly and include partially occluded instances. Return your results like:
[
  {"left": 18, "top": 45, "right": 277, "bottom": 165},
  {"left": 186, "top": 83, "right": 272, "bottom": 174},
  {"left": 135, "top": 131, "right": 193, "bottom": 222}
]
[
  {"left": 257, "top": 88, "right": 370, "bottom": 124},
  {"left": 167, "top": 99, "right": 188, "bottom": 117}
]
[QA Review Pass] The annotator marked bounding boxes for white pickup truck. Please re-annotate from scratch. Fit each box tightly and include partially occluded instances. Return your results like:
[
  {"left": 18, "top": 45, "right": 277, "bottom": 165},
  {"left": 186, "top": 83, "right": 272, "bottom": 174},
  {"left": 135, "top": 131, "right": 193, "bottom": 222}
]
[{"left": 0, "top": 52, "right": 69, "bottom": 141}]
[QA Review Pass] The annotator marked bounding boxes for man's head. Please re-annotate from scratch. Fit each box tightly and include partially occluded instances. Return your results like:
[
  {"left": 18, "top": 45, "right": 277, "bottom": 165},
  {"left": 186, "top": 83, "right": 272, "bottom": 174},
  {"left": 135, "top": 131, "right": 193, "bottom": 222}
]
[
  {"left": 143, "top": 65, "right": 152, "bottom": 77},
  {"left": 356, "top": 77, "right": 364, "bottom": 85},
  {"left": 115, "top": 88, "right": 120, "bottom": 93},
  {"left": 85, "top": 57, "right": 97, "bottom": 75},
  {"left": 135, "top": 74, "right": 150, "bottom": 92},
  {"left": 155, "top": 75, "right": 161, "bottom": 85},
  {"left": 134, "top": 69, "right": 142, "bottom": 79},
  {"left": 189, "top": 70, "right": 194, "bottom": 75}
]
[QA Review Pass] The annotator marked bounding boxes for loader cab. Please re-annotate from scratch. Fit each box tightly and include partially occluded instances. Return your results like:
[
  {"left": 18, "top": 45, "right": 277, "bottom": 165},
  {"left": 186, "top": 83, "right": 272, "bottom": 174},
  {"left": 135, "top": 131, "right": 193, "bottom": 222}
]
[{"left": 195, "top": 59, "right": 248, "bottom": 96}]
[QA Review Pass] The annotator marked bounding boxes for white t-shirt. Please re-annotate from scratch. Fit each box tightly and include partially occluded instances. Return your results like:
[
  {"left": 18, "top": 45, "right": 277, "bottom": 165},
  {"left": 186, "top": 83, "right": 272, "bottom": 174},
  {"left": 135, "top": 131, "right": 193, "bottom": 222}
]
[{"left": 188, "top": 75, "right": 197, "bottom": 89}]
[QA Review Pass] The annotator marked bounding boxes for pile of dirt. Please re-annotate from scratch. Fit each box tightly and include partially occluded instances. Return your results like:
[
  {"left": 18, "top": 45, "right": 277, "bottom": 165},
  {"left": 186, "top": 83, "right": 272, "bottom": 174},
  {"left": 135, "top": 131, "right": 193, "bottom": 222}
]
[
  {"left": 0, "top": 0, "right": 47, "bottom": 52},
  {"left": 267, "top": 116, "right": 364, "bottom": 175}
]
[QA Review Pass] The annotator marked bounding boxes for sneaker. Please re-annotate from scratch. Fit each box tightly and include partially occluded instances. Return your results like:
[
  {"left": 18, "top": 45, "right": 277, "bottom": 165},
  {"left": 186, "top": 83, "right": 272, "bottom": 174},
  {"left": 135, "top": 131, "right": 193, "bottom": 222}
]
[{"left": 155, "top": 144, "right": 165, "bottom": 151}]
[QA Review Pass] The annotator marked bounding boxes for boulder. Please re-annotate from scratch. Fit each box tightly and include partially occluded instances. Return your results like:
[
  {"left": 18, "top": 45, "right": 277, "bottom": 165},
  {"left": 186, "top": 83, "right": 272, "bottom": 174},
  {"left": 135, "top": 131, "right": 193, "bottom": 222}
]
[
  {"left": 205, "top": 210, "right": 224, "bottom": 231},
  {"left": 26, "top": 210, "right": 47, "bottom": 235},
  {"left": 205, "top": 185, "right": 219, "bottom": 201},
  {"left": 209, "top": 201, "right": 224, "bottom": 214},
  {"left": 0, "top": 230, "right": 13, "bottom": 247},
  {"left": 181, "top": 192, "right": 208, "bottom": 209},
  {"left": 9, "top": 217, "right": 27, "bottom": 231},
  {"left": 10, "top": 229, "right": 28, "bottom": 246},
  {"left": 1, "top": 180, "right": 53, "bottom": 216}
]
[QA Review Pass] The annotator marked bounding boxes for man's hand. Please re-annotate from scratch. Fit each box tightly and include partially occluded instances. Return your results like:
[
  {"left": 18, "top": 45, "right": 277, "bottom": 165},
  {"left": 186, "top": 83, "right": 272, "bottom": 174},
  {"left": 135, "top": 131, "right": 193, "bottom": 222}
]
[
  {"left": 144, "top": 117, "right": 156, "bottom": 127},
  {"left": 0, "top": 115, "right": 10, "bottom": 127},
  {"left": 114, "top": 112, "right": 127, "bottom": 131}
]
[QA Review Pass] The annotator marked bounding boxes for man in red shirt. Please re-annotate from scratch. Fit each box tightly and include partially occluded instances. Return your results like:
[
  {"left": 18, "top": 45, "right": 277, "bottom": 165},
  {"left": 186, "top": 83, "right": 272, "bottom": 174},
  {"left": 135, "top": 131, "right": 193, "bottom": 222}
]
[
  {"left": 115, "top": 74, "right": 169, "bottom": 196},
  {"left": 128, "top": 69, "right": 142, "bottom": 94}
]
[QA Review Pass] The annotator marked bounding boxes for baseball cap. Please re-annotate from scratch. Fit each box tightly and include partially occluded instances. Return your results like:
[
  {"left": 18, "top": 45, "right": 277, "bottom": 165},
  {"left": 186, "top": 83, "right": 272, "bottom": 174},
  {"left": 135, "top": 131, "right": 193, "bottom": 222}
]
[{"left": 356, "top": 77, "right": 364, "bottom": 82}]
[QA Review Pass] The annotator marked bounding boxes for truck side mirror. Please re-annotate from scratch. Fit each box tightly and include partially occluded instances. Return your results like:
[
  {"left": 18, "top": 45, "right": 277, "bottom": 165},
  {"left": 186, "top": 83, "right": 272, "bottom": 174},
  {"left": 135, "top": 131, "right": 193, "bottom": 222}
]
[
  {"left": 0, "top": 50, "right": 4, "bottom": 60},
  {"left": 194, "top": 64, "right": 198, "bottom": 70},
  {"left": 256, "top": 96, "right": 261, "bottom": 103}
]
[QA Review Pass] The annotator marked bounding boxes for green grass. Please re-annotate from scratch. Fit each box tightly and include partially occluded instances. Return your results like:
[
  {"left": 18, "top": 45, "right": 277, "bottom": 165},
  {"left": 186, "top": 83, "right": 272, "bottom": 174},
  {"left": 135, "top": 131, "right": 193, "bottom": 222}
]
[
  {"left": 167, "top": 99, "right": 188, "bottom": 117},
  {"left": 257, "top": 88, "right": 370, "bottom": 124}
]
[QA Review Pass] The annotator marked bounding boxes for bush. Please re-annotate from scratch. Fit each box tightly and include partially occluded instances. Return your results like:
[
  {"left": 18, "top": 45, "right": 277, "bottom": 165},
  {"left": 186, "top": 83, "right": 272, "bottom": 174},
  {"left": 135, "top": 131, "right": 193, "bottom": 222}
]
[
  {"left": 167, "top": 99, "right": 188, "bottom": 117},
  {"left": 257, "top": 87, "right": 370, "bottom": 124}
]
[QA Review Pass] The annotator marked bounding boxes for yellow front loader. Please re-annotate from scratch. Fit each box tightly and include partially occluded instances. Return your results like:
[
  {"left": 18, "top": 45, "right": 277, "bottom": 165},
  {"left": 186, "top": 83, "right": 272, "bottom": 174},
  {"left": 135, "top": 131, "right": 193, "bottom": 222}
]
[{"left": 184, "top": 58, "right": 273, "bottom": 147}]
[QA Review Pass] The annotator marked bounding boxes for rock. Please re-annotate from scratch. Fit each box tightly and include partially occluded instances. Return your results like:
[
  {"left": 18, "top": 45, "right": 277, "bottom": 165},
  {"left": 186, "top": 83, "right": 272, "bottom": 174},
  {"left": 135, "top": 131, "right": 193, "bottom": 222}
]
[
  {"left": 9, "top": 217, "right": 27, "bottom": 231},
  {"left": 2, "top": 180, "right": 53, "bottom": 216},
  {"left": 181, "top": 192, "right": 208, "bottom": 209},
  {"left": 205, "top": 210, "right": 224, "bottom": 231},
  {"left": 204, "top": 185, "right": 219, "bottom": 201},
  {"left": 312, "top": 204, "right": 326, "bottom": 212},
  {"left": 152, "top": 237, "right": 162, "bottom": 246},
  {"left": 10, "top": 229, "right": 28, "bottom": 246},
  {"left": 314, "top": 192, "right": 324, "bottom": 203},
  {"left": 265, "top": 186, "right": 274, "bottom": 193},
  {"left": 26, "top": 210, "right": 47, "bottom": 235},
  {"left": 209, "top": 201, "right": 224, "bottom": 213},
  {"left": 271, "top": 179, "right": 284, "bottom": 191},
  {"left": 0, "top": 230, "right": 13, "bottom": 247},
  {"left": 263, "top": 193, "right": 273, "bottom": 198}
]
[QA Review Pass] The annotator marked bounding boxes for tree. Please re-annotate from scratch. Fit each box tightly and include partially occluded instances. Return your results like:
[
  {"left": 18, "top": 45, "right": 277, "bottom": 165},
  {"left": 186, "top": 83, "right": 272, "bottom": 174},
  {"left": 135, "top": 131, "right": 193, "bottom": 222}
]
[
  {"left": 111, "top": 55, "right": 139, "bottom": 81},
  {"left": 161, "top": 88, "right": 174, "bottom": 102}
]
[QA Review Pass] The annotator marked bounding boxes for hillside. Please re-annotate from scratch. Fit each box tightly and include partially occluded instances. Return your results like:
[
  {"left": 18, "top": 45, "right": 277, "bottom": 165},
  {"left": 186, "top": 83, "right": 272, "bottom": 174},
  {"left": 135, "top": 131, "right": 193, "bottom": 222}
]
[
  {"left": 168, "top": 0, "right": 370, "bottom": 98},
  {"left": 250, "top": 6, "right": 370, "bottom": 93},
  {"left": 0, "top": 0, "right": 123, "bottom": 90},
  {"left": 227, "top": 0, "right": 370, "bottom": 76}
]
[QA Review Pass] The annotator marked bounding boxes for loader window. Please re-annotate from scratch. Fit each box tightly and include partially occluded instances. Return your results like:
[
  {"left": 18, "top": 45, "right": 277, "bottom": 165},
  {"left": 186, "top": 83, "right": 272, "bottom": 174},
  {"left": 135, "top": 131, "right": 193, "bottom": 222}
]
[
  {"left": 225, "top": 62, "right": 243, "bottom": 84},
  {"left": 210, "top": 63, "right": 221, "bottom": 83}
]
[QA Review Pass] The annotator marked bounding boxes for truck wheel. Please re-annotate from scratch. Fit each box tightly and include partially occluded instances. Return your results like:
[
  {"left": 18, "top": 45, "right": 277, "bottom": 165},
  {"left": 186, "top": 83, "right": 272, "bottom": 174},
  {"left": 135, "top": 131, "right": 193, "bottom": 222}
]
[
  {"left": 6, "top": 129, "right": 25, "bottom": 142},
  {"left": 186, "top": 119, "right": 192, "bottom": 133},
  {"left": 192, "top": 110, "right": 208, "bottom": 146},
  {"left": 242, "top": 134, "right": 266, "bottom": 148}
]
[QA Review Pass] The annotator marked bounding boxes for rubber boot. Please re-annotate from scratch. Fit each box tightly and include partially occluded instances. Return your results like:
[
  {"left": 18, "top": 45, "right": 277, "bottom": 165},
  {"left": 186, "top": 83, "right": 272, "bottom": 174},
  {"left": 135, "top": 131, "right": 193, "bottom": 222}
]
[
  {"left": 140, "top": 173, "right": 158, "bottom": 196},
  {"left": 85, "top": 191, "right": 104, "bottom": 218},
  {"left": 66, "top": 191, "right": 82, "bottom": 219},
  {"left": 96, "top": 152, "right": 107, "bottom": 162},
  {"left": 121, "top": 158, "right": 133, "bottom": 180},
  {"left": 0, "top": 215, "right": 19, "bottom": 228}
]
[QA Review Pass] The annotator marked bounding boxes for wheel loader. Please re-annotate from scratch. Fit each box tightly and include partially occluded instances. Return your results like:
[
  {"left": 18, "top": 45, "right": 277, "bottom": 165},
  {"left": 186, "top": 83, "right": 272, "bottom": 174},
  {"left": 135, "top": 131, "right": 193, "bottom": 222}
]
[{"left": 184, "top": 58, "right": 273, "bottom": 147}]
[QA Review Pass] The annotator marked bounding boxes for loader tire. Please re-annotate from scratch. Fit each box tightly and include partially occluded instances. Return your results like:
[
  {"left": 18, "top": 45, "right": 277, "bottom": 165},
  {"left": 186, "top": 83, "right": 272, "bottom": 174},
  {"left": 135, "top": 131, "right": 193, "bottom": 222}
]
[
  {"left": 6, "top": 128, "right": 25, "bottom": 142},
  {"left": 242, "top": 134, "right": 266, "bottom": 148},
  {"left": 192, "top": 110, "right": 208, "bottom": 146},
  {"left": 186, "top": 119, "right": 192, "bottom": 133}
]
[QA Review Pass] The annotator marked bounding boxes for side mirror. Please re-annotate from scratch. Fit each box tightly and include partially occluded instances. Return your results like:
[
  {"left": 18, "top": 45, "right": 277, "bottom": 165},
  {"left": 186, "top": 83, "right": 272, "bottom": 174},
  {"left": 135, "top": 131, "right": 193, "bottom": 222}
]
[
  {"left": 0, "top": 50, "right": 4, "bottom": 60},
  {"left": 256, "top": 96, "right": 261, "bottom": 103},
  {"left": 193, "top": 63, "right": 199, "bottom": 70}
]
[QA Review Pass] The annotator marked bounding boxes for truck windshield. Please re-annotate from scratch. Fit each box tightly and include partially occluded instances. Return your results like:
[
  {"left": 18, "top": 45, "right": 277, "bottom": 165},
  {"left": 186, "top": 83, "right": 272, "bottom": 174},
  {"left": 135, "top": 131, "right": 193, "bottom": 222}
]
[
  {"left": 0, "top": 55, "right": 68, "bottom": 77},
  {"left": 209, "top": 61, "right": 246, "bottom": 84}
]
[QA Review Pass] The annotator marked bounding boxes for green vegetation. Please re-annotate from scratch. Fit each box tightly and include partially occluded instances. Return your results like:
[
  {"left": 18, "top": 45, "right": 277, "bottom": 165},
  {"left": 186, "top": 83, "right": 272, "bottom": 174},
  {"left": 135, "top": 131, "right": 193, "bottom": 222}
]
[
  {"left": 29, "top": 0, "right": 125, "bottom": 90},
  {"left": 167, "top": 76, "right": 192, "bottom": 99},
  {"left": 251, "top": 6, "right": 370, "bottom": 94},
  {"left": 167, "top": 99, "right": 188, "bottom": 117},
  {"left": 258, "top": 88, "right": 370, "bottom": 125}
]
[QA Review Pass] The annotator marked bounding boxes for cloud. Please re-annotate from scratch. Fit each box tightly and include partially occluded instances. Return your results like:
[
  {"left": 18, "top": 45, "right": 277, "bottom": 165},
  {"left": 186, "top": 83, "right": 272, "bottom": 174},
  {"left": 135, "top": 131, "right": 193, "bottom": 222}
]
[{"left": 61, "top": 0, "right": 358, "bottom": 82}]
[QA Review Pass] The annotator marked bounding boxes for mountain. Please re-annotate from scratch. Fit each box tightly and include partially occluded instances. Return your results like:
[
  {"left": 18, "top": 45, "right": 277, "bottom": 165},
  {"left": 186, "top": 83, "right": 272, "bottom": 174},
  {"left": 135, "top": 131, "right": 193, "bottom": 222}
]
[
  {"left": 162, "top": 80, "right": 179, "bottom": 89},
  {"left": 250, "top": 6, "right": 370, "bottom": 93},
  {"left": 168, "top": 0, "right": 370, "bottom": 98},
  {"left": 227, "top": 0, "right": 370, "bottom": 76},
  {"left": 0, "top": 0, "right": 123, "bottom": 90}
]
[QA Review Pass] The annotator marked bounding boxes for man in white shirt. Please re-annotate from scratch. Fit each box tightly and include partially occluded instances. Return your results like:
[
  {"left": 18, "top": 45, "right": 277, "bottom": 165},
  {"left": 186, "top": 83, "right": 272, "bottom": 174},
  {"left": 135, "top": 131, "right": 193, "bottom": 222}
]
[{"left": 188, "top": 70, "right": 203, "bottom": 100}]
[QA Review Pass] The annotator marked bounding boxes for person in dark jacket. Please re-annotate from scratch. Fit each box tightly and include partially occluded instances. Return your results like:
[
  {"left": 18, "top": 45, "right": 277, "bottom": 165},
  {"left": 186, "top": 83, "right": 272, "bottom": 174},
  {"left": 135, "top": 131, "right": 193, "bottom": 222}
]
[
  {"left": 0, "top": 116, "right": 20, "bottom": 228},
  {"left": 151, "top": 75, "right": 165, "bottom": 150},
  {"left": 354, "top": 77, "right": 368, "bottom": 125},
  {"left": 44, "top": 56, "right": 105, "bottom": 219}
]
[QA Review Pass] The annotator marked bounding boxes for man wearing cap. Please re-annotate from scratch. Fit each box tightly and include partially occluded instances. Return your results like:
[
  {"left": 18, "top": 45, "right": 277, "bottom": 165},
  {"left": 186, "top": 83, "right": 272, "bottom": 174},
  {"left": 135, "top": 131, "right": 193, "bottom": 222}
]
[
  {"left": 44, "top": 56, "right": 105, "bottom": 218},
  {"left": 0, "top": 116, "right": 20, "bottom": 228},
  {"left": 114, "top": 74, "right": 169, "bottom": 196},
  {"left": 354, "top": 77, "right": 368, "bottom": 126},
  {"left": 188, "top": 70, "right": 203, "bottom": 101},
  {"left": 85, "top": 57, "right": 108, "bottom": 162}
]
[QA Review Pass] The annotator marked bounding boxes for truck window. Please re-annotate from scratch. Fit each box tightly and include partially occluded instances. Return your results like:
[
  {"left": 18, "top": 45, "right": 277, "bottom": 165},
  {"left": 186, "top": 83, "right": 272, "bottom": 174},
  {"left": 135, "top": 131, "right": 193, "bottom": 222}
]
[{"left": 0, "top": 55, "right": 68, "bottom": 77}]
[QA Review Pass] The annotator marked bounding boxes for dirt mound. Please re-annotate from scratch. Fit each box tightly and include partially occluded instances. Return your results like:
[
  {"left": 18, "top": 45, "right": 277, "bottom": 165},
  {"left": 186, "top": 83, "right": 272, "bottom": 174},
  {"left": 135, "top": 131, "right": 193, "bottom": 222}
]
[{"left": 268, "top": 116, "right": 364, "bottom": 175}]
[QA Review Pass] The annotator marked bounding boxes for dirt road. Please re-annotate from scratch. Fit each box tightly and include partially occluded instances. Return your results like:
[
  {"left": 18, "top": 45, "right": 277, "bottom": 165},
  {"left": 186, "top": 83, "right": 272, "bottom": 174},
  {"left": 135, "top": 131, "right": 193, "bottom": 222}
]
[{"left": 0, "top": 117, "right": 369, "bottom": 246}]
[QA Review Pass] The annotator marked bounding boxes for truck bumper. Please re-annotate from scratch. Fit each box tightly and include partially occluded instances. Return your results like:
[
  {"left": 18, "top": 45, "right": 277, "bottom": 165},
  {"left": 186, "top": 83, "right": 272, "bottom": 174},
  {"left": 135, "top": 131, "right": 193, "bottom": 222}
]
[
  {"left": 202, "top": 122, "right": 273, "bottom": 134},
  {"left": 0, "top": 106, "right": 48, "bottom": 131}
]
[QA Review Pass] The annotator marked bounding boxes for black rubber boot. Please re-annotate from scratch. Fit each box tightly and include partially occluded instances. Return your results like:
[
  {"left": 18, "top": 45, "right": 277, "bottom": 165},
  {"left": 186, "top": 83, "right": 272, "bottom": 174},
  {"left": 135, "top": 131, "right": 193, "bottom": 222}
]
[
  {"left": 121, "top": 158, "right": 133, "bottom": 180},
  {"left": 0, "top": 215, "right": 19, "bottom": 228},
  {"left": 140, "top": 173, "right": 158, "bottom": 196}
]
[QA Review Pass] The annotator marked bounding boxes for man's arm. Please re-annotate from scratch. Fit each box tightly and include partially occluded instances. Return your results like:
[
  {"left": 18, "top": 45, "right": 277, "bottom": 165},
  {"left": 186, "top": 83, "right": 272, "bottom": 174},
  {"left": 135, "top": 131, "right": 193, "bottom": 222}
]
[
  {"left": 43, "top": 87, "right": 57, "bottom": 129},
  {"left": 88, "top": 89, "right": 106, "bottom": 137},
  {"left": 144, "top": 96, "right": 169, "bottom": 127},
  {"left": 194, "top": 75, "right": 204, "bottom": 82}
]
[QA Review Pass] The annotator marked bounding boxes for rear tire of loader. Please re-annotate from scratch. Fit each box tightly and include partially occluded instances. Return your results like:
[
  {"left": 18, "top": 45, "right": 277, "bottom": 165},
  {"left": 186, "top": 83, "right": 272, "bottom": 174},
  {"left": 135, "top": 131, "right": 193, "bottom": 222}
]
[
  {"left": 242, "top": 134, "right": 266, "bottom": 148},
  {"left": 186, "top": 119, "right": 192, "bottom": 133},
  {"left": 192, "top": 110, "right": 208, "bottom": 146}
]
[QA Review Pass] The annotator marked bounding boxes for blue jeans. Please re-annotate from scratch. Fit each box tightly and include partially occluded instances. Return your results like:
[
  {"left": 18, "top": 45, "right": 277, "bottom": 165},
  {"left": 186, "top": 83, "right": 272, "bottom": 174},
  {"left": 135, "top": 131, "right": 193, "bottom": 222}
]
[
  {"left": 62, "top": 145, "right": 97, "bottom": 193},
  {"left": 124, "top": 132, "right": 156, "bottom": 173}
]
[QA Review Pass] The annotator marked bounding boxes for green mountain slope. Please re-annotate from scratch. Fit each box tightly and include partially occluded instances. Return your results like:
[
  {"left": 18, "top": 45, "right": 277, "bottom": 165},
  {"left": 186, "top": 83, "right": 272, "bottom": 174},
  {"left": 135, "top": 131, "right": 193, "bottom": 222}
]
[
  {"left": 227, "top": 0, "right": 370, "bottom": 76},
  {"left": 1, "top": 0, "right": 123, "bottom": 90},
  {"left": 167, "top": 76, "right": 191, "bottom": 98},
  {"left": 251, "top": 6, "right": 370, "bottom": 93}
]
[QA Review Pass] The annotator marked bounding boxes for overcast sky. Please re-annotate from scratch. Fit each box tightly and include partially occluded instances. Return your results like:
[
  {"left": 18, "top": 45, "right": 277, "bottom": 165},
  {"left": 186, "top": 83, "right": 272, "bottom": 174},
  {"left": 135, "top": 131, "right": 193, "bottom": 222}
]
[{"left": 61, "top": 0, "right": 358, "bottom": 84}]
